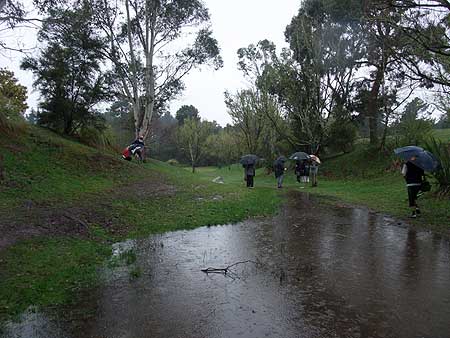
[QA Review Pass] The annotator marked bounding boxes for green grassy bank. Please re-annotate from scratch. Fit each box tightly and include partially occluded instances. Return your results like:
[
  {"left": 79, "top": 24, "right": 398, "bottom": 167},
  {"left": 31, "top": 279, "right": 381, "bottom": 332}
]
[
  {"left": 0, "top": 126, "right": 281, "bottom": 322},
  {"left": 0, "top": 125, "right": 448, "bottom": 322}
]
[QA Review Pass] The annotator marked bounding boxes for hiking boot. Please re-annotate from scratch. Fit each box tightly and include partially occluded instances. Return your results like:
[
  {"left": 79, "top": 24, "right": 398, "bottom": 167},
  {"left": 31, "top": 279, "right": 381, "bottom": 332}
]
[
  {"left": 410, "top": 211, "right": 417, "bottom": 218},
  {"left": 415, "top": 208, "right": 421, "bottom": 216}
]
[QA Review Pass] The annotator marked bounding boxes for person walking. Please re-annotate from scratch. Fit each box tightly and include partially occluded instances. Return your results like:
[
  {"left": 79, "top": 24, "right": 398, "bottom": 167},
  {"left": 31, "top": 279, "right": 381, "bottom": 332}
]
[
  {"left": 294, "top": 161, "right": 302, "bottom": 183},
  {"left": 244, "top": 163, "right": 255, "bottom": 188},
  {"left": 274, "top": 157, "right": 286, "bottom": 188},
  {"left": 300, "top": 160, "right": 310, "bottom": 183},
  {"left": 309, "top": 155, "right": 321, "bottom": 187},
  {"left": 401, "top": 158, "right": 425, "bottom": 218}
]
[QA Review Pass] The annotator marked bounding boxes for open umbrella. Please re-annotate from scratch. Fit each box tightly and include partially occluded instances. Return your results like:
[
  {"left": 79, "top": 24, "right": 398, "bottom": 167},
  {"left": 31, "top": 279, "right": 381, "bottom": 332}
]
[
  {"left": 289, "top": 152, "right": 310, "bottom": 161},
  {"left": 273, "top": 156, "right": 287, "bottom": 167},
  {"left": 309, "top": 154, "right": 321, "bottom": 164},
  {"left": 394, "top": 146, "right": 440, "bottom": 172},
  {"left": 240, "top": 154, "right": 259, "bottom": 166}
]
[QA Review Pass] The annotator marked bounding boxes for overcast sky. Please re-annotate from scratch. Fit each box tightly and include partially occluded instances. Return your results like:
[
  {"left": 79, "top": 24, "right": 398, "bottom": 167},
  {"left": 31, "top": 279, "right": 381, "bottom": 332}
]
[
  {"left": 169, "top": 0, "right": 301, "bottom": 125},
  {"left": 0, "top": 0, "right": 301, "bottom": 126}
]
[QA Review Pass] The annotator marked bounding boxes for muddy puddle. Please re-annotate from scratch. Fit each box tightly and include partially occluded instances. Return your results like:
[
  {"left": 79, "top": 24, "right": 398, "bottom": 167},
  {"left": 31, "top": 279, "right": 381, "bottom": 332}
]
[{"left": 2, "top": 192, "right": 450, "bottom": 338}]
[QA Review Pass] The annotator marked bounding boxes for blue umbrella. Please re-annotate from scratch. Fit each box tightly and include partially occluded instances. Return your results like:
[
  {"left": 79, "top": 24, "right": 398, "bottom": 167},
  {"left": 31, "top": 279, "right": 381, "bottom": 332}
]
[{"left": 394, "top": 146, "right": 440, "bottom": 172}]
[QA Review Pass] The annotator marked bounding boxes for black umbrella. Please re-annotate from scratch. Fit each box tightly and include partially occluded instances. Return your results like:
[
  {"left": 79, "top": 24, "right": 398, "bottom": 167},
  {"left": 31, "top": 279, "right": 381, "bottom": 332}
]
[
  {"left": 240, "top": 154, "right": 259, "bottom": 166},
  {"left": 289, "top": 152, "right": 310, "bottom": 161},
  {"left": 394, "top": 146, "right": 440, "bottom": 172},
  {"left": 273, "top": 156, "right": 287, "bottom": 167}
]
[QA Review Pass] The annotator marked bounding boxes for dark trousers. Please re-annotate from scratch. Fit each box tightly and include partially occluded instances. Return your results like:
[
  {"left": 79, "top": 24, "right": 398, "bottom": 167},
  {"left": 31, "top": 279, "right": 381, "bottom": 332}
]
[
  {"left": 407, "top": 185, "right": 421, "bottom": 207},
  {"left": 246, "top": 175, "right": 254, "bottom": 187}
]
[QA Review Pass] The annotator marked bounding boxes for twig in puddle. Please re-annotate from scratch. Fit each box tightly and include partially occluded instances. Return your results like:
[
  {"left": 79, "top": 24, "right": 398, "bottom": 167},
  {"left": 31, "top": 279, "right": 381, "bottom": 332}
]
[{"left": 201, "top": 260, "right": 258, "bottom": 274}]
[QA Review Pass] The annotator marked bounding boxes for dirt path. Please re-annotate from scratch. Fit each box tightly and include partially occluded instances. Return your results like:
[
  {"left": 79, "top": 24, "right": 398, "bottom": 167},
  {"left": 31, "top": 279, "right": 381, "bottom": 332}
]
[
  {"left": 3, "top": 191, "right": 450, "bottom": 338},
  {"left": 0, "top": 174, "right": 176, "bottom": 251}
]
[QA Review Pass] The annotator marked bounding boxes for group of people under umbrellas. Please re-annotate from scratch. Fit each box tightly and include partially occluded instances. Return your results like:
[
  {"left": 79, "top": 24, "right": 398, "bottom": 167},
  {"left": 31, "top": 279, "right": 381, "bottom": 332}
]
[
  {"left": 240, "top": 152, "right": 321, "bottom": 189},
  {"left": 240, "top": 146, "right": 440, "bottom": 219},
  {"left": 120, "top": 135, "right": 440, "bottom": 219}
]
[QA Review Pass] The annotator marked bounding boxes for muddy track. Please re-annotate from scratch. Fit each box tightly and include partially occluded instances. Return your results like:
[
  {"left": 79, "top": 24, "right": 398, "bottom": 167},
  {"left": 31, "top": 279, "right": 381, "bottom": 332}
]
[{"left": 0, "top": 174, "right": 176, "bottom": 251}]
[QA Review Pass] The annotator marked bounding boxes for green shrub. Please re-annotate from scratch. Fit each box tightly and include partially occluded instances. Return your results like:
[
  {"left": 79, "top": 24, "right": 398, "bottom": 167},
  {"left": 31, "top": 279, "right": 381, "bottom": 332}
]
[
  {"left": 425, "top": 138, "right": 450, "bottom": 195},
  {"left": 394, "top": 118, "right": 434, "bottom": 147},
  {"left": 326, "top": 120, "right": 358, "bottom": 153},
  {"left": 167, "top": 159, "right": 179, "bottom": 166},
  {"left": 78, "top": 126, "right": 115, "bottom": 150}
]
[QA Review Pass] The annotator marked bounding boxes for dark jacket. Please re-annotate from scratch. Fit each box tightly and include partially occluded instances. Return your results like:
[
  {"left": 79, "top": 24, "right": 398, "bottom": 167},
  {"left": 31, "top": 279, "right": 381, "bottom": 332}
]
[
  {"left": 128, "top": 138, "right": 145, "bottom": 153},
  {"left": 244, "top": 164, "right": 255, "bottom": 176},
  {"left": 274, "top": 162, "right": 284, "bottom": 178},
  {"left": 403, "top": 162, "right": 424, "bottom": 184}
]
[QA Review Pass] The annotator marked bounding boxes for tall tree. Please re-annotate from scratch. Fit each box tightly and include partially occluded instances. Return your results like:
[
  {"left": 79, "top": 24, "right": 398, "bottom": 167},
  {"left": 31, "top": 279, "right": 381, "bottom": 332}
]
[
  {"left": 0, "top": 68, "right": 27, "bottom": 119},
  {"left": 92, "top": 0, "right": 222, "bottom": 142},
  {"left": 21, "top": 2, "right": 108, "bottom": 135},
  {"left": 177, "top": 117, "right": 213, "bottom": 173}
]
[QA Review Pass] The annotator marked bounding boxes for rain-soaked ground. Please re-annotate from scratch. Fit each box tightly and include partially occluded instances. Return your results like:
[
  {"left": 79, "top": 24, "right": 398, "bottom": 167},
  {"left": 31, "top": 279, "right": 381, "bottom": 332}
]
[{"left": 2, "top": 192, "right": 450, "bottom": 338}]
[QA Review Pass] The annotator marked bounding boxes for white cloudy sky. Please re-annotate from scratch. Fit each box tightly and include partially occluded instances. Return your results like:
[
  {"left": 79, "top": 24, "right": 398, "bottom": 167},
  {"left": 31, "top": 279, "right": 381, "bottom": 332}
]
[{"left": 0, "top": 0, "right": 301, "bottom": 126}]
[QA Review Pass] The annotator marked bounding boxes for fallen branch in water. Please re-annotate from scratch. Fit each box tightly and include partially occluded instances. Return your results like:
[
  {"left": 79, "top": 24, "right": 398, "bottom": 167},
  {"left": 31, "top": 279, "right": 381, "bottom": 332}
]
[{"left": 201, "top": 260, "right": 258, "bottom": 274}]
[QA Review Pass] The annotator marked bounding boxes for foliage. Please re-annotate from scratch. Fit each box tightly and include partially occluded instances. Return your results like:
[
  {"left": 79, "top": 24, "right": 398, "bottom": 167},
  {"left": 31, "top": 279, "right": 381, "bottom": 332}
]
[
  {"left": 224, "top": 87, "right": 286, "bottom": 163},
  {"left": 166, "top": 159, "right": 179, "bottom": 166},
  {"left": 393, "top": 98, "right": 434, "bottom": 146},
  {"left": 104, "top": 100, "right": 134, "bottom": 148},
  {"left": 78, "top": 125, "right": 115, "bottom": 150},
  {"left": 91, "top": 0, "right": 222, "bottom": 140},
  {"left": 175, "top": 105, "right": 200, "bottom": 125},
  {"left": 177, "top": 117, "right": 214, "bottom": 172},
  {"left": 205, "top": 129, "right": 241, "bottom": 166},
  {"left": 21, "top": 3, "right": 108, "bottom": 136},
  {"left": 425, "top": 138, "right": 450, "bottom": 195},
  {"left": 0, "top": 68, "right": 28, "bottom": 120},
  {"left": 326, "top": 119, "right": 358, "bottom": 153},
  {"left": 149, "top": 112, "right": 179, "bottom": 162}
]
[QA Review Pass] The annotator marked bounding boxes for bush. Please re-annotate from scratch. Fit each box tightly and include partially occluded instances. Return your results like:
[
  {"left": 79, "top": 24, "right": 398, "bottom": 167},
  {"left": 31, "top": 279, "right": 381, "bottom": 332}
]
[
  {"left": 0, "top": 112, "right": 27, "bottom": 135},
  {"left": 394, "top": 118, "right": 433, "bottom": 147},
  {"left": 78, "top": 126, "right": 115, "bottom": 150},
  {"left": 326, "top": 120, "right": 358, "bottom": 153},
  {"left": 167, "top": 159, "right": 179, "bottom": 166},
  {"left": 425, "top": 138, "right": 450, "bottom": 195}
]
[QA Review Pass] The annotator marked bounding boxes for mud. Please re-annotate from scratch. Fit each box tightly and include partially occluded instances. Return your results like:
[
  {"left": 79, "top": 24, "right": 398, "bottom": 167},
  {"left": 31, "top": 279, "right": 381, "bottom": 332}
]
[
  {"left": 2, "top": 192, "right": 450, "bottom": 338},
  {"left": 0, "top": 174, "right": 176, "bottom": 251}
]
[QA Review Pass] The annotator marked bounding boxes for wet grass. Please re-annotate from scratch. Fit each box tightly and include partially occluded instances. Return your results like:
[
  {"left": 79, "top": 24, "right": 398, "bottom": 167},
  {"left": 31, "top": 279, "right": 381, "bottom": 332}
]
[
  {"left": 193, "top": 164, "right": 450, "bottom": 233},
  {"left": 0, "top": 127, "right": 282, "bottom": 323},
  {"left": 0, "top": 238, "right": 110, "bottom": 320},
  {"left": 112, "top": 160, "right": 281, "bottom": 237},
  {"left": 0, "top": 125, "right": 447, "bottom": 323},
  {"left": 0, "top": 126, "right": 138, "bottom": 209}
]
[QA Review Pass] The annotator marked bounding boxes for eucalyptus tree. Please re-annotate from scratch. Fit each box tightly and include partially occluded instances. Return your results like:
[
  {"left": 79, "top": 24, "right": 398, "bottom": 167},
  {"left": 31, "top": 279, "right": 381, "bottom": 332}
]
[
  {"left": 235, "top": 40, "right": 292, "bottom": 156},
  {"left": 225, "top": 89, "right": 264, "bottom": 155},
  {"left": 92, "top": 0, "right": 222, "bottom": 142},
  {"left": 271, "top": 0, "right": 363, "bottom": 151}
]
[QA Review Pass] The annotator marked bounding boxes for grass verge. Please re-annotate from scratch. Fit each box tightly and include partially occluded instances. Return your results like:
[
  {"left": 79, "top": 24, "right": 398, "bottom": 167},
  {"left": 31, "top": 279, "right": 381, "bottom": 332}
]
[{"left": 0, "top": 129, "right": 283, "bottom": 322}]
